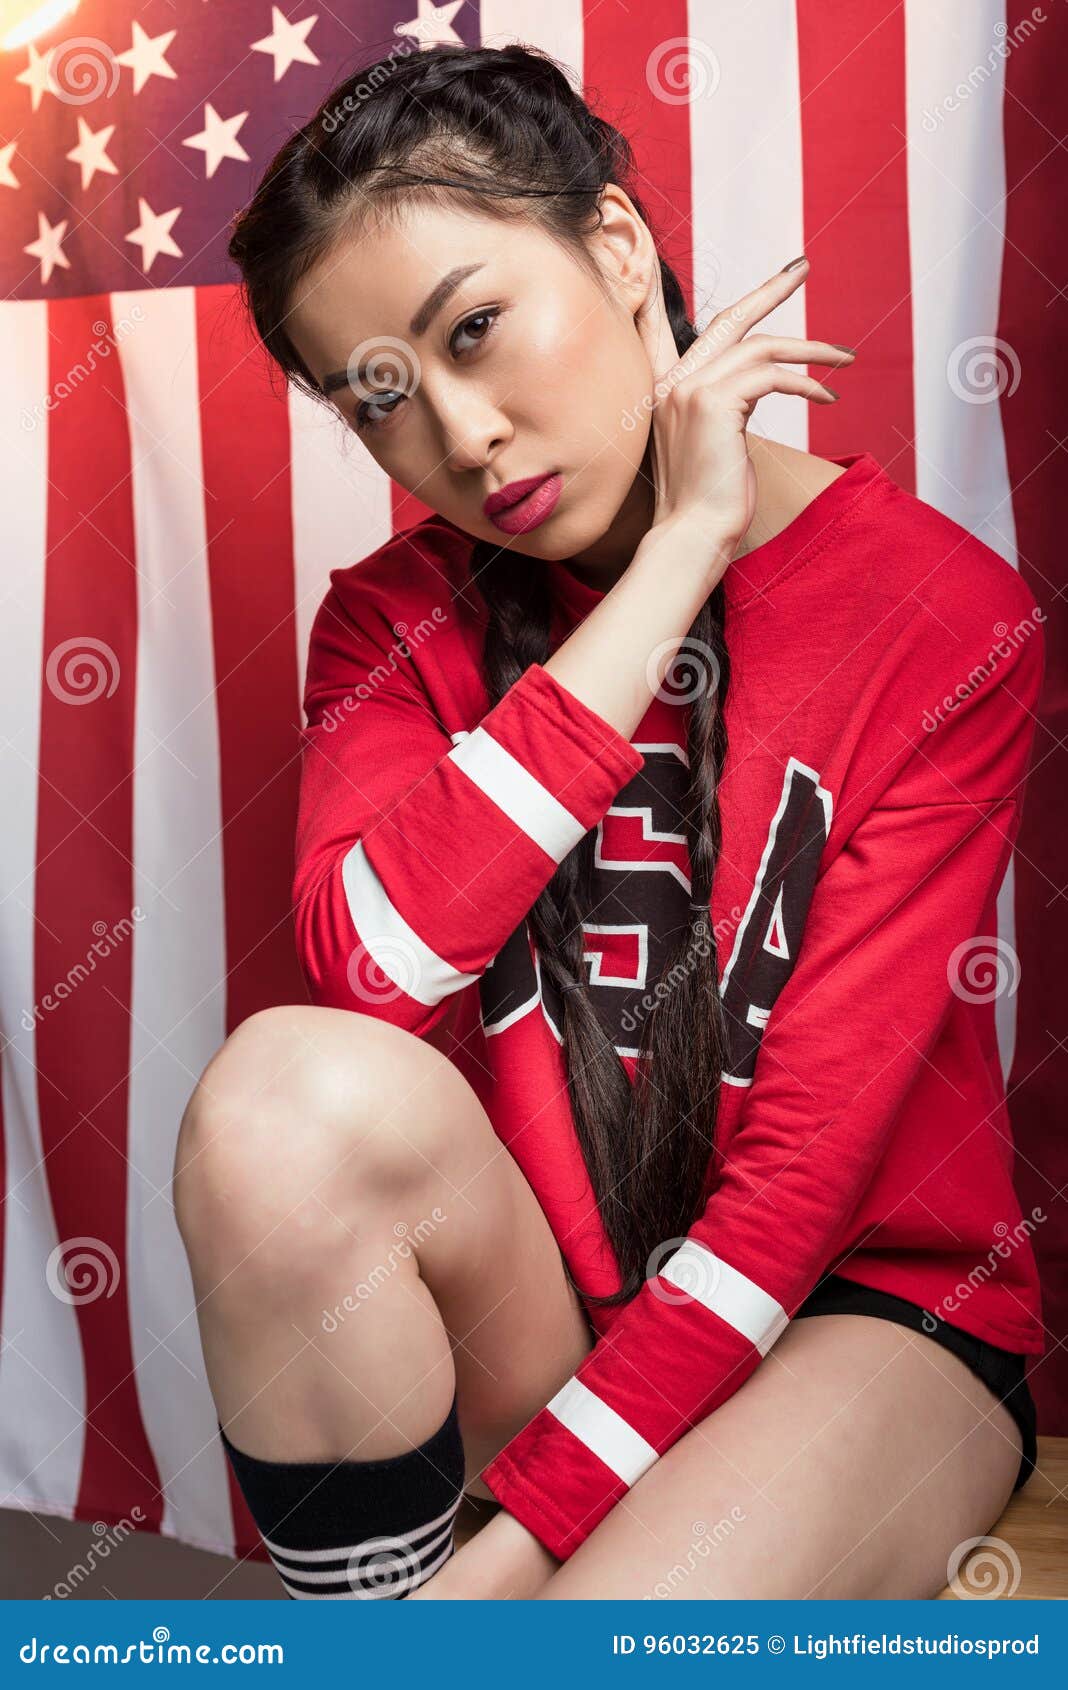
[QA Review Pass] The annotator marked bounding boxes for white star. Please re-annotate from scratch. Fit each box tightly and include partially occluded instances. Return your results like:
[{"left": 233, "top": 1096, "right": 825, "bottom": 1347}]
[
  {"left": 0, "top": 140, "right": 19, "bottom": 189},
  {"left": 251, "top": 7, "right": 320, "bottom": 80},
  {"left": 395, "top": 1, "right": 464, "bottom": 47},
  {"left": 15, "top": 42, "right": 58, "bottom": 112},
  {"left": 182, "top": 103, "right": 250, "bottom": 178},
  {"left": 24, "top": 210, "right": 71, "bottom": 285},
  {"left": 66, "top": 118, "right": 119, "bottom": 191},
  {"left": 125, "top": 197, "right": 183, "bottom": 274},
  {"left": 115, "top": 22, "right": 178, "bottom": 95}
]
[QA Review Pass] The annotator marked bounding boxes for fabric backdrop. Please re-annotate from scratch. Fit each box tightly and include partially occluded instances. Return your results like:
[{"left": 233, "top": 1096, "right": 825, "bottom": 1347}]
[{"left": 0, "top": 0, "right": 1064, "bottom": 1564}]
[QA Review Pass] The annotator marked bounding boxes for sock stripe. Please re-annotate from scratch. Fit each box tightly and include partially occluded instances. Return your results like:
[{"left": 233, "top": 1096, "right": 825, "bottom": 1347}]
[{"left": 276, "top": 1533, "right": 457, "bottom": 1599}]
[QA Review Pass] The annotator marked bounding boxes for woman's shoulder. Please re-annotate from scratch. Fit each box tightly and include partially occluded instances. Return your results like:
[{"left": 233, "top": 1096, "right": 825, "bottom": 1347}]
[
  {"left": 315, "top": 512, "right": 483, "bottom": 647},
  {"left": 779, "top": 444, "right": 1042, "bottom": 651}
]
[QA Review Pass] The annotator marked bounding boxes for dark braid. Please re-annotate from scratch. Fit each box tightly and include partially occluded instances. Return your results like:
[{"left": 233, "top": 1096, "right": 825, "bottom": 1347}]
[{"left": 228, "top": 41, "right": 732, "bottom": 1308}]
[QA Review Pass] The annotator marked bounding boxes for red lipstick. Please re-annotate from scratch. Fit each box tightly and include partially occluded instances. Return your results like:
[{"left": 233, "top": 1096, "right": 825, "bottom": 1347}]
[{"left": 484, "top": 472, "right": 563, "bottom": 534}]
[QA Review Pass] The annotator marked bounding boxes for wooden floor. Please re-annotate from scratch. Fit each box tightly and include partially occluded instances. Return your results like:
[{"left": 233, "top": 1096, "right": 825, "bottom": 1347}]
[{"left": 2, "top": 1439, "right": 1064, "bottom": 1599}]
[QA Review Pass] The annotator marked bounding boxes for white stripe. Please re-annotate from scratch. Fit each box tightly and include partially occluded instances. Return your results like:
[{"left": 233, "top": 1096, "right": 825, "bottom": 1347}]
[
  {"left": 288, "top": 382, "right": 393, "bottom": 704},
  {"left": 276, "top": 1524, "right": 458, "bottom": 1598},
  {"left": 340, "top": 841, "right": 480, "bottom": 1005},
  {"left": 545, "top": 1376, "right": 658, "bottom": 1486},
  {"left": 903, "top": 0, "right": 1019, "bottom": 1081},
  {"left": 659, "top": 1240, "right": 789, "bottom": 1355},
  {"left": 448, "top": 725, "right": 586, "bottom": 860},
  {"left": 0, "top": 300, "right": 88, "bottom": 1517},
  {"left": 479, "top": 0, "right": 584, "bottom": 86},
  {"left": 688, "top": 0, "right": 808, "bottom": 449},
  {"left": 114, "top": 287, "right": 235, "bottom": 1557}
]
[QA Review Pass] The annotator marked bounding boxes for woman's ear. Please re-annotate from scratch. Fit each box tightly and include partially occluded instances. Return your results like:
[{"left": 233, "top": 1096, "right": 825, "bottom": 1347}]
[{"left": 592, "top": 183, "right": 656, "bottom": 317}]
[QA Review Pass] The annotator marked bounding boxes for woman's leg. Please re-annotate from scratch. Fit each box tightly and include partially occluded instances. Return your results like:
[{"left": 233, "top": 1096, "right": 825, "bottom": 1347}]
[
  {"left": 532, "top": 1312, "right": 1024, "bottom": 1600},
  {"left": 172, "top": 1004, "right": 593, "bottom": 1492}
]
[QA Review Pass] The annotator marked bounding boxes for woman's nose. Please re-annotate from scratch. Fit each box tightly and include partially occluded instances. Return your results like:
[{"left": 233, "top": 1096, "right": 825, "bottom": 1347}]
[{"left": 428, "top": 382, "right": 511, "bottom": 472}]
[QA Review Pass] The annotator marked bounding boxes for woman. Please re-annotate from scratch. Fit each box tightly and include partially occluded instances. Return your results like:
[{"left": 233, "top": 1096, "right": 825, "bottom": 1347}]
[{"left": 174, "top": 42, "right": 1044, "bottom": 1601}]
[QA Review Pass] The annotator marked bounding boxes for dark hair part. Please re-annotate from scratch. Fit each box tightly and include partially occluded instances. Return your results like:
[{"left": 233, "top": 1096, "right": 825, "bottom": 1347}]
[{"left": 229, "top": 42, "right": 732, "bottom": 1309}]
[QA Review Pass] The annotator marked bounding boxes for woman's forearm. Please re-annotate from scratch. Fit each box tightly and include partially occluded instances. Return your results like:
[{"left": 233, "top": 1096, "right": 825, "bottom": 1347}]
[{"left": 542, "top": 517, "right": 733, "bottom": 739}]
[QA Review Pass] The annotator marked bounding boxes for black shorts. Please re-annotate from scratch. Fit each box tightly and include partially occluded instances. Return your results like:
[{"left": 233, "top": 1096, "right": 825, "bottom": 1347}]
[{"left": 794, "top": 1272, "right": 1038, "bottom": 1492}]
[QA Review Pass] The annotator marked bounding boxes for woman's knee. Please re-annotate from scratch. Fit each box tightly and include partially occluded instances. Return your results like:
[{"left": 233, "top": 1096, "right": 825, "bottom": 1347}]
[{"left": 172, "top": 1004, "right": 464, "bottom": 1265}]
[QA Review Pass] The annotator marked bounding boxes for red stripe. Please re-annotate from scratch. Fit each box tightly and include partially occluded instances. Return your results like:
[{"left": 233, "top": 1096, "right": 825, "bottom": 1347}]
[
  {"left": 795, "top": 0, "right": 915, "bottom": 489},
  {"left": 196, "top": 285, "right": 307, "bottom": 1556},
  {"left": 35, "top": 296, "right": 162, "bottom": 1530},
  {"left": 998, "top": 0, "right": 1068, "bottom": 1435},
  {"left": 582, "top": 0, "right": 695, "bottom": 321}
]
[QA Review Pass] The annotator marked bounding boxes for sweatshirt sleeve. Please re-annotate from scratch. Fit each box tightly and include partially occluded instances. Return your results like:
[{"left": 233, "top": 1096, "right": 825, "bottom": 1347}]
[
  {"left": 479, "top": 615, "right": 1045, "bottom": 1562},
  {"left": 292, "top": 585, "right": 645, "bottom": 1035}
]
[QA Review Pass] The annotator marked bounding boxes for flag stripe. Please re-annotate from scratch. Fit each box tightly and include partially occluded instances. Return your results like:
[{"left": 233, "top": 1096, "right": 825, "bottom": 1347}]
[
  {"left": 0, "top": 299, "right": 89, "bottom": 1520},
  {"left": 36, "top": 294, "right": 164, "bottom": 1531},
  {"left": 997, "top": 0, "right": 1068, "bottom": 1432},
  {"left": 115, "top": 284, "right": 236, "bottom": 1554},
  {"left": 688, "top": 0, "right": 810, "bottom": 449},
  {"left": 796, "top": 0, "right": 916, "bottom": 488},
  {"left": 903, "top": 0, "right": 1020, "bottom": 1085},
  {"left": 194, "top": 285, "right": 307, "bottom": 1558}
]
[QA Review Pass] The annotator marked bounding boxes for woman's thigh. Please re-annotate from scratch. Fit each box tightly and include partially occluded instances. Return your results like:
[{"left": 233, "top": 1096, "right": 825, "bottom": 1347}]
[
  {"left": 536, "top": 1312, "right": 1023, "bottom": 1600},
  {"left": 176, "top": 1004, "right": 594, "bottom": 1490}
]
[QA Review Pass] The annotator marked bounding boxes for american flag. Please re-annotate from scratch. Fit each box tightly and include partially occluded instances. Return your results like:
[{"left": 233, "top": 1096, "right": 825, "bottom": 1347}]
[{"left": 0, "top": 0, "right": 1064, "bottom": 1565}]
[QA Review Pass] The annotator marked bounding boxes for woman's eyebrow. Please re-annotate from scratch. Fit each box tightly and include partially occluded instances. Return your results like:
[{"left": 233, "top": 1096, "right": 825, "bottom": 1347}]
[{"left": 320, "top": 262, "right": 487, "bottom": 395}]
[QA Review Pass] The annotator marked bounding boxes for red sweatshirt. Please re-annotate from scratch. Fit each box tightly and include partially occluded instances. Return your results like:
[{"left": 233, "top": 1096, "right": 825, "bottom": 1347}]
[{"left": 292, "top": 451, "right": 1046, "bottom": 1562}]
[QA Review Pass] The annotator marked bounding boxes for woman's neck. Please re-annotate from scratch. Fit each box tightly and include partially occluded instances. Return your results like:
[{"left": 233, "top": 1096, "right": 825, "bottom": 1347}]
[{"left": 560, "top": 433, "right": 844, "bottom": 592}]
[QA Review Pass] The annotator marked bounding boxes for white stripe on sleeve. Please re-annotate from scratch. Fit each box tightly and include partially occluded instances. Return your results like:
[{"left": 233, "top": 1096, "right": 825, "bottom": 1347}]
[
  {"left": 447, "top": 726, "right": 588, "bottom": 861},
  {"left": 658, "top": 1240, "right": 790, "bottom": 1355},
  {"left": 545, "top": 1376, "right": 659, "bottom": 1486},
  {"left": 340, "top": 840, "right": 480, "bottom": 1006}
]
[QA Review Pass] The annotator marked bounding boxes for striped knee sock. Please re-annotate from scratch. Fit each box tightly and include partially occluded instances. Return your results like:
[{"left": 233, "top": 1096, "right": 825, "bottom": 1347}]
[{"left": 218, "top": 1393, "right": 465, "bottom": 1599}]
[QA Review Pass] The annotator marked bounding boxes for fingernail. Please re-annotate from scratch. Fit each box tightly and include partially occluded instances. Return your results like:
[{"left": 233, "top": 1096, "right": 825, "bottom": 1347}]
[
  {"left": 832, "top": 344, "right": 857, "bottom": 355},
  {"left": 824, "top": 387, "right": 840, "bottom": 400},
  {"left": 781, "top": 254, "right": 808, "bottom": 272}
]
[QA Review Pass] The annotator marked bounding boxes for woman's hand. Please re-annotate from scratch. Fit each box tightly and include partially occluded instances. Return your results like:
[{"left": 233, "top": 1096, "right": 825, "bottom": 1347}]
[
  {"left": 406, "top": 1504, "right": 558, "bottom": 1600},
  {"left": 633, "top": 255, "right": 856, "bottom": 565}
]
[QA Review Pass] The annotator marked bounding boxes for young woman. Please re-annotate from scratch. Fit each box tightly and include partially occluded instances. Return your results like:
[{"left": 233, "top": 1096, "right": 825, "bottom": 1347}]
[{"left": 174, "top": 43, "right": 1045, "bottom": 1601}]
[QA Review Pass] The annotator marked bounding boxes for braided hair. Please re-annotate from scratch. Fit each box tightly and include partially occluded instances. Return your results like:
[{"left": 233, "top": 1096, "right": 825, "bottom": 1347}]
[{"left": 228, "top": 42, "right": 732, "bottom": 1308}]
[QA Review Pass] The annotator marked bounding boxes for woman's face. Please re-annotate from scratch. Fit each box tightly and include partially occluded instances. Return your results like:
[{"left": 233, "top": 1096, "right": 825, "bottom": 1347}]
[{"left": 286, "top": 186, "right": 659, "bottom": 579}]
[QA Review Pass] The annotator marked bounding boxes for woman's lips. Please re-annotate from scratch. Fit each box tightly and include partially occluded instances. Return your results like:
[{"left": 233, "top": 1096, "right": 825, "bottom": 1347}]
[{"left": 485, "top": 472, "right": 563, "bottom": 534}]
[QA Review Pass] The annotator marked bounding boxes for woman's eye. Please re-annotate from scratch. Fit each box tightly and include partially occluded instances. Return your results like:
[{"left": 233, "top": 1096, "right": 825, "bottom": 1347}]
[
  {"left": 353, "top": 307, "right": 502, "bottom": 433},
  {"left": 354, "top": 391, "right": 404, "bottom": 432},
  {"left": 449, "top": 306, "right": 501, "bottom": 356}
]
